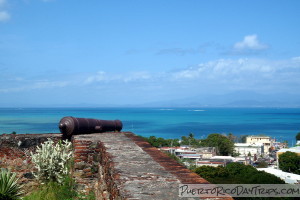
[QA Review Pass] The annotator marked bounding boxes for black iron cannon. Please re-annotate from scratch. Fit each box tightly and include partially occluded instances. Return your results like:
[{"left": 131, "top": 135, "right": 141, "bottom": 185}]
[{"left": 59, "top": 116, "right": 122, "bottom": 138}]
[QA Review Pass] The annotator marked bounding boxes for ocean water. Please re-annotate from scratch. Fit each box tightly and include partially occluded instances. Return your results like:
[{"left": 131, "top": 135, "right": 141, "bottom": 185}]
[{"left": 0, "top": 107, "right": 299, "bottom": 146}]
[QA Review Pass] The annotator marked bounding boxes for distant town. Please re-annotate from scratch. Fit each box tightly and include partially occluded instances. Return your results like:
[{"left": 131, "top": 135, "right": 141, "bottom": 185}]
[{"left": 143, "top": 133, "right": 300, "bottom": 184}]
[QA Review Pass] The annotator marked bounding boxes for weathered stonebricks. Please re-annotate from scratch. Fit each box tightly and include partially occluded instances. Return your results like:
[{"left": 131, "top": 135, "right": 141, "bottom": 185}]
[{"left": 71, "top": 132, "right": 233, "bottom": 200}]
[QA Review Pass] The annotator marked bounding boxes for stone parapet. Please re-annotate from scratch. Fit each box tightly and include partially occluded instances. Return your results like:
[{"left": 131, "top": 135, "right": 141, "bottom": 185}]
[{"left": 72, "top": 132, "right": 233, "bottom": 200}]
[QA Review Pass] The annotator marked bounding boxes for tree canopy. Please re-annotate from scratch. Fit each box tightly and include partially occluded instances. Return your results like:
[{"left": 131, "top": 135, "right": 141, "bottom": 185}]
[
  {"left": 180, "top": 133, "right": 201, "bottom": 147},
  {"left": 142, "top": 136, "right": 180, "bottom": 148},
  {"left": 194, "top": 162, "right": 284, "bottom": 184},
  {"left": 279, "top": 151, "right": 300, "bottom": 174},
  {"left": 296, "top": 132, "right": 300, "bottom": 141},
  {"left": 201, "top": 133, "right": 234, "bottom": 156}
]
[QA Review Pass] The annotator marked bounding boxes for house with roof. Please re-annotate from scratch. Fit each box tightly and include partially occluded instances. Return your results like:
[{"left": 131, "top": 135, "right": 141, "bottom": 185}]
[{"left": 246, "top": 135, "right": 274, "bottom": 155}]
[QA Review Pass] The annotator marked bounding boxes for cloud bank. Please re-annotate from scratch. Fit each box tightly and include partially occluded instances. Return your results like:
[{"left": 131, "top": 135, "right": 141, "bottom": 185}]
[{"left": 1, "top": 57, "right": 299, "bottom": 96}]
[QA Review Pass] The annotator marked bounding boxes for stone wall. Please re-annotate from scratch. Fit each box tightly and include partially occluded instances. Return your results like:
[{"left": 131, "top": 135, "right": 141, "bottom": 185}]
[
  {"left": 72, "top": 132, "right": 232, "bottom": 200},
  {"left": 0, "top": 133, "right": 233, "bottom": 200}
]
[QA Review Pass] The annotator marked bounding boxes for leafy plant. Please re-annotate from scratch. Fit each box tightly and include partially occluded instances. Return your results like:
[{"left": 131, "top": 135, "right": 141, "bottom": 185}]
[
  {"left": 0, "top": 168, "right": 23, "bottom": 200},
  {"left": 30, "top": 139, "right": 73, "bottom": 184}
]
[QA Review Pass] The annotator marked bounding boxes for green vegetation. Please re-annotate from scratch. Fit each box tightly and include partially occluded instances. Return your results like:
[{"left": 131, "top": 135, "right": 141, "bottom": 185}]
[
  {"left": 23, "top": 176, "right": 95, "bottom": 200},
  {"left": 201, "top": 133, "right": 234, "bottom": 156},
  {"left": 256, "top": 160, "right": 269, "bottom": 168},
  {"left": 144, "top": 133, "right": 235, "bottom": 156},
  {"left": 30, "top": 139, "right": 73, "bottom": 184},
  {"left": 142, "top": 136, "right": 180, "bottom": 147},
  {"left": 296, "top": 132, "right": 300, "bottom": 141},
  {"left": 194, "top": 162, "right": 284, "bottom": 184},
  {"left": 142, "top": 133, "right": 202, "bottom": 148},
  {"left": 279, "top": 151, "right": 300, "bottom": 174},
  {"left": 0, "top": 169, "right": 23, "bottom": 200},
  {"left": 24, "top": 139, "right": 95, "bottom": 200},
  {"left": 228, "top": 132, "right": 236, "bottom": 142},
  {"left": 194, "top": 163, "right": 294, "bottom": 200},
  {"left": 238, "top": 134, "right": 248, "bottom": 143},
  {"left": 180, "top": 133, "right": 202, "bottom": 147}
]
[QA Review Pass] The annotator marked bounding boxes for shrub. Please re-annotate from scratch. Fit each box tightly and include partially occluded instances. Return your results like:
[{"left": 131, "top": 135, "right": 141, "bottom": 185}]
[
  {"left": 0, "top": 168, "right": 23, "bottom": 200},
  {"left": 279, "top": 151, "right": 300, "bottom": 174},
  {"left": 194, "top": 165, "right": 229, "bottom": 180},
  {"left": 30, "top": 139, "right": 73, "bottom": 184}
]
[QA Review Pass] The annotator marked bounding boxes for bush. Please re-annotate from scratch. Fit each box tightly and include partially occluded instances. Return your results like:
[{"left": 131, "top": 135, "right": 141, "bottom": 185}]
[
  {"left": 194, "top": 165, "right": 229, "bottom": 180},
  {"left": 279, "top": 151, "right": 300, "bottom": 174},
  {"left": 30, "top": 139, "right": 73, "bottom": 184},
  {"left": 0, "top": 168, "right": 23, "bottom": 200}
]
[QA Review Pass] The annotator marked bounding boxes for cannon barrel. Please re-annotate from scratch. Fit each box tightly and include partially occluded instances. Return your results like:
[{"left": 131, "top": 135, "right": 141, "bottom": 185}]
[{"left": 59, "top": 116, "right": 122, "bottom": 137}]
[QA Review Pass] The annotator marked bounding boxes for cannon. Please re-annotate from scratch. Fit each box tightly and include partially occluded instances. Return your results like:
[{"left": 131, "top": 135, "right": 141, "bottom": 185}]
[{"left": 59, "top": 116, "right": 122, "bottom": 138}]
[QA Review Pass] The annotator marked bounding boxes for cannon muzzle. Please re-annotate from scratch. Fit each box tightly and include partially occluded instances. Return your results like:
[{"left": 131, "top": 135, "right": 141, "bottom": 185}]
[{"left": 59, "top": 116, "right": 123, "bottom": 138}]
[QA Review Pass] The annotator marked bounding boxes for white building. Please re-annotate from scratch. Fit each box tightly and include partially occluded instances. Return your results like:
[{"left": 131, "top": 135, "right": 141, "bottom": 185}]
[
  {"left": 178, "top": 153, "right": 202, "bottom": 161},
  {"left": 174, "top": 149, "right": 196, "bottom": 156},
  {"left": 210, "top": 156, "right": 236, "bottom": 162},
  {"left": 257, "top": 168, "right": 300, "bottom": 184},
  {"left": 196, "top": 161, "right": 225, "bottom": 167},
  {"left": 246, "top": 136, "right": 273, "bottom": 155},
  {"left": 195, "top": 147, "right": 216, "bottom": 159},
  {"left": 234, "top": 143, "right": 263, "bottom": 156}
]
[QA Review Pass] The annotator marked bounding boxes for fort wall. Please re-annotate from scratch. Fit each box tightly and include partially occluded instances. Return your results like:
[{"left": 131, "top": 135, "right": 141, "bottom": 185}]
[{"left": 0, "top": 133, "right": 232, "bottom": 200}]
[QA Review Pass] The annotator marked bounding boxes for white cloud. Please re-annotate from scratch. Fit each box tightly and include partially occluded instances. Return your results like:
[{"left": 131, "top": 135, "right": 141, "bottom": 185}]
[
  {"left": 0, "top": 10, "right": 10, "bottom": 22},
  {"left": 83, "top": 57, "right": 300, "bottom": 92},
  {"left": 234, "top": 35, "right": 268, "bottom": 50},
  {"left": 1, "top": 57, "right": 300, "bottom": 97},
  {"left": 84, "top": 71, "right": 107, "bottom": 84},
  {"left": 169, "top": 57, "right": 300, "bottom": 92},
  {"left": 84, "top": 71, "right": 152, "bottom": 84},
  {"left": 123, "top": 71, "right": 151, "bottom": 82}
]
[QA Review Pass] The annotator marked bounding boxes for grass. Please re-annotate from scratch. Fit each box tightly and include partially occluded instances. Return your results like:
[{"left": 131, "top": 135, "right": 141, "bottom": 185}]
[{"left": 23, "top": 176, "right": 95, "bottom": 200}]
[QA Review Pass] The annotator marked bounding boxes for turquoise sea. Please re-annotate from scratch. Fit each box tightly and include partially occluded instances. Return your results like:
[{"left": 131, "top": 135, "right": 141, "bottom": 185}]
[{"left": 0, "top": 107, "right": 299, "bottom": 146}]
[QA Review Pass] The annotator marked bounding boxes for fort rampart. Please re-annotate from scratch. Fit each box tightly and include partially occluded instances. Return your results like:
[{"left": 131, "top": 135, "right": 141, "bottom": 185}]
[{"left": 0, "top": 132, "right": 232, "bottom": 200}]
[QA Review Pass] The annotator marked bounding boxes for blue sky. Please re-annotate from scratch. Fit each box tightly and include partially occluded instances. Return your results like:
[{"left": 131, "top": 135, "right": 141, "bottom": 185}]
[{"left": 0, "top": 0, "right": 300, "bottom": 107}]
